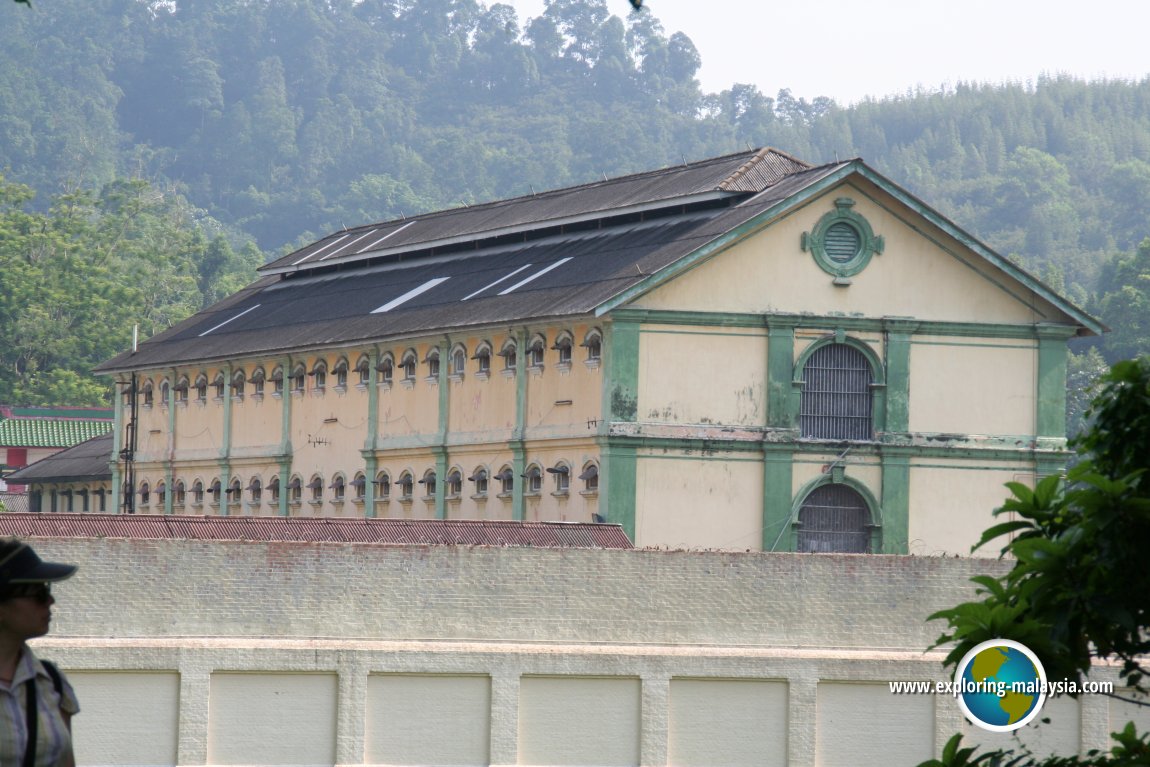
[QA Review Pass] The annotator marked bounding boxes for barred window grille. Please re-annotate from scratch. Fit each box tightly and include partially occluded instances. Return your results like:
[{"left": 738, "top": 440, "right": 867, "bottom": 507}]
[
  {"left": 797, "top": 484, "right": 871, "bottom": 553},
  {"left": 800, "top": 344, "right": 873, "bottom": 440}
]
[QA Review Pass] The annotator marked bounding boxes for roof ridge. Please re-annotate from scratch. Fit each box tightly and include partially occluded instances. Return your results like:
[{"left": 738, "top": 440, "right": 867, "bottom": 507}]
[{"left": 718, "top": 147, "right": 812, "bottom": 191}]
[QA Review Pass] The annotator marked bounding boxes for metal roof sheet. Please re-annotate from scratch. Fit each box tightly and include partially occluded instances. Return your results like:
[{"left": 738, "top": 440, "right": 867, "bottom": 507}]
[
  {"left": 95, "top": 159, "right": 852, "bottom": 374},
  {"left": 262, "top": 148, "right": 811, "bottom": 275},
  {"left": 0, "top": 513, "right": 633, "bottom": 548},
  {"left": 6, "top": 433, "right": 114, "bottom": 483}
]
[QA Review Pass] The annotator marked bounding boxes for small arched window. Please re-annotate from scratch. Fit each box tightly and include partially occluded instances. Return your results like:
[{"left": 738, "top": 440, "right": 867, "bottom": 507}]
[
  {"left": 552, "top": 331, "right": 574, "bottom": 366},
  {"left": 227, "top": 478, "right": 242, "bottom": 504},
  {"left": 526, "top": 335, "right": 545, "bottom": 368},
  {"left": 308, "top": 475, "right": 324, "bottom": 501},
  {"left": 192, "top": 479, "right": 205, "bottom": 504},
  {"left": 311, "top": 360, "right": 328, "bottom": 392},
  {"left": 291, "top": 364, "right": 307, "bottom": 393},
  {"left": 378, "top": 354, "right": 395, "bottom": 386},
  {"left": 156, "top": 481, "right": 166, "bottom": 503},
  {"left": 268, "top": 475, "right": 281, "bottom": 503},
  {"left": 141, "top": 380, "right": 154, "bottom": 407},
  {"left": 469, "top": 467, "right": 489, "bottom": 497},
  {"left": 212, "top": 373, "right": 226, "bottom": 399},
  {"left": 446, "top": 468, "right": 463, "bottom": 498},
  {"left": 355, "top": 356, "right": 371, "bottom": 386},
  {"left": 231, "top": 370, "right": 246, "bottom": 398},
  {"left": 496, "top": 466, "right": 514, "bottom": 495},
  {"left": 500, "top": 340, "right": 517, "bottom": 372},
  {"left": 796, "top": 484, "right": 873, "bottom": 553},
  {"left": 159, "top": 380, "right": 170, "bottom": 406},
  {"left": 579, "top": 463, "right": 599, "bottom": 494},
  {"left": 195, "top": 375, "right": 208, "bottom": 402},
  {"left": 333, "top": 358, "right": 349, "bottom": 389},
  {"left": 582, "top": 328, "right": 602, "bottom": 364},
  {"left": 425, "top": 348, "right": 440, "bottom": 379},
  {"left": 799, "top": 342, "right": 875, "bottom": 441},
  {"left": 208, "top": 479, "right": 222, "bottom": 504},
  {"left": 401, "top": 350, "right": 417, "bottom": 382},
  {"left": 288, "top": 476, "right": 303, "bottom": 503},
  {"left": 248, "top": 477, "right": 262, "bottom": 503},
  {"left": 375, "top": 471, "right": 392, "bottom": 500},
  {"left": 139, "top": 481, "right": 151, "bottom": 505},
  {"left": 523, "top": 464, "right": 542, "bottom": 495},
  {"left": 419, "top": 469, "right": 437, "bottom": 498},
  {"left": 329, "top": 474, "right": 346, "bottom": 501},
  {"left": 352, "top": 473, "right": 367, "bottom": 500},
  {"left": 547, "top": 463, "right": 570, "bottom": 494},
  {"left": 251, "top": 367, "right": 266, "bottom": 397},
  {"left": 271, "top": 366, "right": 285, "bottom": 395},
  {"left": 398, "top": 472, "right": 414, "bottom": 500},
  {"left": 473, "top": 342, "right": 492, "bottom": 376},
  {"left": 450, "top": 344, "right": 467, "bottom": 378},
  {"left": 174, "top": 480, "right": 186, "bottom": 505},
  {"left": 174, "top": 377, "right": 189, "bottom": 403}
]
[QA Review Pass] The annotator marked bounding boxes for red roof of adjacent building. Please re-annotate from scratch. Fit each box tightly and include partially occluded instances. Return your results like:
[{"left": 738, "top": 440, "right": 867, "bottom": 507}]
[{"left": 0, "top": 513, "right": 633, "bottom": 549}]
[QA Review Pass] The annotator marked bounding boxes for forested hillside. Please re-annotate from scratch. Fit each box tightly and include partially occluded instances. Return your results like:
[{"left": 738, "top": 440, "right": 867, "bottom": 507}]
[{"left": 1, "top": 0, "right": 1148, "bottom": 424}]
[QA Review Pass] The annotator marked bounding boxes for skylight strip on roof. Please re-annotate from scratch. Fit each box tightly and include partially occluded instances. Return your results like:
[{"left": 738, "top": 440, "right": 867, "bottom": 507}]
[
  {"left": 198, "top": 304, "right": 262, "bottom": 337},
  {"left": 318, "top": 229, "right": 380, "bottom": 261},
  {"left": 497, "top": 258, "right": 574, "bottom": 295},
  {"left": 370, "top": 277, "right": 450, "bottom": 314},
  {"left": 292, "top": 234, "right": 352, "bottom": 266},
  {"left": 357, "top": 220, "right": 416, "bottom": 254},
  {"left": 460, "top": 264, "right": 534, "bottom": 301}
]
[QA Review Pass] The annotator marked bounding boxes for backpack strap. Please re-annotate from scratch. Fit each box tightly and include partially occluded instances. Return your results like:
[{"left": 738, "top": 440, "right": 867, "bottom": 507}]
[
  {"left": 23, "top": 676, "right": 38, "bottom": 767},
  {"left": 40, "top": 660, "right": 63, "bottom": 698}
]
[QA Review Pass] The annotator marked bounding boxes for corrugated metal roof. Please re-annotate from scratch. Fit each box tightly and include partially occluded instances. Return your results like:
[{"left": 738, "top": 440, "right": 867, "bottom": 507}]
[
  {"left": 97, "top": 161, "right": 848, "bottom": 373},
  {"left": 6, "top": 434, "right": 113, "bottom": 483},
  {"left": 0, "top": 513, "right": 633, "bottom": 548},
  {"left": 0, "top": 418, "right": 113, "bottom": 449},
  {"left": 261, "top": 148, "right": 810, "bottom": 275}
]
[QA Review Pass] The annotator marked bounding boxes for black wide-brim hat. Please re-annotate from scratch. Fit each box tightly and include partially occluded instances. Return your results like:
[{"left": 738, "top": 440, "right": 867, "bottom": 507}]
[{"left": 0, "top": 542, "right": 77, "bottom": 586}]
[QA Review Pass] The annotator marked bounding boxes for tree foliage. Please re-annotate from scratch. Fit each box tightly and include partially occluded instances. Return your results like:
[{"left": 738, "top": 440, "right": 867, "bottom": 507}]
[{"left": 924, "top": 357, "right": 1150, "bottom": 766}]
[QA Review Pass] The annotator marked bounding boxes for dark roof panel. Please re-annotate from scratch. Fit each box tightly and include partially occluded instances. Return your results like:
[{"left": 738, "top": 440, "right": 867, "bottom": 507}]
[
  {"left": 0, "top": 513, "right": 632, "bottom": 548},
  {"left": 6, "top": 434, "right": 114, "bottom": 484}
]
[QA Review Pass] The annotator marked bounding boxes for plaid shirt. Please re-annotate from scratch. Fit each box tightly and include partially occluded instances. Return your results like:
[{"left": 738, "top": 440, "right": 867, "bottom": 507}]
[{"left": 0, "top": 646, "right": 79, "bottom": 767}]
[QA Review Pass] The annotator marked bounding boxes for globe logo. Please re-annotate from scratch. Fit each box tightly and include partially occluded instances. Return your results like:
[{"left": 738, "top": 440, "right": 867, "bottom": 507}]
[{"left": 955, "top": 639, "right": 1047, "bottom": 732}]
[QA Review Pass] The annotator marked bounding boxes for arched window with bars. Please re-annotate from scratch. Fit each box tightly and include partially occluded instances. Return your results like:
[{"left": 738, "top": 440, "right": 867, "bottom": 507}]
[
  {"left": 799, "top": 342, "right": 875, "bottom": 441},
  {"left": 795, "top": 483, "right": 874, "bottom": 553}
]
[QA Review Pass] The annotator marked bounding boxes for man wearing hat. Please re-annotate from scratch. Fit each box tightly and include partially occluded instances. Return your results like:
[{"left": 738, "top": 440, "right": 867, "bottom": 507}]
[{"left": 0, "top": 539, "right": 79, "bottom": 767}]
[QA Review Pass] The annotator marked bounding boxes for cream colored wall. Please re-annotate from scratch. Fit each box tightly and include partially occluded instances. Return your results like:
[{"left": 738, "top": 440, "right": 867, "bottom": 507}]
[
  {"left": 29, "top": 539, "right": 1109, "bottom": 767},
  {"left": 637, "top": 326, "right": 766, "bottom": 426},
  {"left": 635, "top": 182, "right": 1067, "bottom": 327},
  {"left": 448, "top": 332, "right": 517, "bottom": 439},
  {"left": 907, "top": 462, "right": 1035, "bottom": 557},
  {"left": 525, "top": 325, "right": 602, "bottom": 439},
  {"left": 909, "top": 339, "right": 1037, "bottom": 436},
  {"left": 634, "top": 452, "right": 763, "bottom": 549}
]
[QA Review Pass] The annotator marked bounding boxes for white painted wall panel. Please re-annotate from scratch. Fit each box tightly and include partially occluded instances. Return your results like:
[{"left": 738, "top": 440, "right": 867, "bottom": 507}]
[
  {"left": 816, "top": 682, "right": 934, "bottom": 766},
  {"left": 518, "top": 676, "right": 640, "bottom": 766},
  {"left": 966, "top": 694, "right": 1081, "bottom": 758},
  {"left": 69, "top": 671, "right": 180, "bottom": 767},
  {"left": 208, "top": 672, "right": 337, "bottom": 766},
  {"left": 365, "top": 674, "right": 491, "bottom": 766},
  {"left": 668, "top": 678, "right": 787, "bottom": 767}
]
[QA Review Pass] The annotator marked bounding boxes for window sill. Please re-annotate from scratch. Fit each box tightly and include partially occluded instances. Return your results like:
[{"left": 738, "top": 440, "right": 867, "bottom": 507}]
[
  {"left": 307, "top": 499, "right": 323, "bottom": 507},
  {"left": 528, "top": 365, "right": 544, "bottom": 376},
  {"left": 583, "top": 359, "right": 601, "bottom": 370},
  {"left": 232, "top": 395, "right": 244, "bottom": 403},
  {"left": 449, "top": 373, "right": 464, "bottom": 384},
  {"left": 356, "top": 383, "right": 368, "bottom": 392},
  {"left": 401, "top": 379, "right": 416, "bottom": 390},
  {"left": 555, "top": 362, "right": 572, "bottom": 375},
  {"left": 470, "top": 493, "right": 488, "bottom": 502},
  {"left": 501, "top": 369, "right": 516, "bottom": 379},
  {"left": 334, "top": 385, "right": 347, "bottom": 395},
  {"left": 423, "top": 376, "right": 439, "bottom": 386},
  {"left": 580, "top": 489, "right": 599, "bottom": 498},
  {"left": 497, "top": 492, "right": 513, "bottom": 500},
  {"left": 475, "top": 371, "right": 490, "bottom": 381},
  {"left": 551, "top": 491, "right": 570, "bottom": 498},
  {"left": 272, "top": 391, "right": 283, "bottom": 399},
  {"left": 378, "top": 381, "right": 393, "bottom": 391}
]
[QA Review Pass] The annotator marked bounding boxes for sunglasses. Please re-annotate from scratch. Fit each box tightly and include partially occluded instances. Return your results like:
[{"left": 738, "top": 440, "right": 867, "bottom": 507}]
[{"left": 0, "top": 583, "right": 52, "bottom": 604}]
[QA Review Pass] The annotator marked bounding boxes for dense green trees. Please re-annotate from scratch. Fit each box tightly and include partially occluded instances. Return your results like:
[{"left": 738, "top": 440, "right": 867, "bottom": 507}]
[{"left": 1, "top": 0, "right": 1149, "bottom": 406}]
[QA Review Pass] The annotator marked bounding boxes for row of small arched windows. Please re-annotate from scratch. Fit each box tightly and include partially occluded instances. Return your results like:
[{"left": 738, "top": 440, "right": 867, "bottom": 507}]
[
  {"left": 136, "top": 330, "right": 604, "bottom": 406},
  {"left": 134, "top": 461, "right": 600, "bottom": 506}
]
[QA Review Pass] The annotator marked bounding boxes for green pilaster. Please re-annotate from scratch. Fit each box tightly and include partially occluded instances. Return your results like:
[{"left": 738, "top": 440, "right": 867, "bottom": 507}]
[
  {"left": 1037, "top": 326, "right": 1073, "bottom": 442},
  {"left": 603, "top": 319, "right": 640, "bottom": 422},
  {"left": 512, "top": 328, "right": 528, "bottom": 522},
  {"left": 883, "top": 321, "right": 916, "bottom": 434},
  {"left": 766, "top": 320, "right": 797, "bottom": 429},
  {"left": 603, "top": 441, "right": 637, "bottom": 542},
  {"left": 435, "top": 337, "right": 449, "bottom": 520},
  {"left": 762, "top": 445, "right": 795, "bottom": 551},
  {"left": 363, "top": 348, "right": 380, "bottom": 517},
  {"left": 111, "top": 378, "right": 124, "bottom": 514},
  {"left": 219, "top": 363, "right": 233, "bottom": 516},
  {"left": 166, "top": 368, "right": 177, "bottom": 515},
  {"left": 880, "top": 455, "right": 910, "bottom": 553},
  {"left": 278, "top": 355, "right": 293, "bottom": 517}
]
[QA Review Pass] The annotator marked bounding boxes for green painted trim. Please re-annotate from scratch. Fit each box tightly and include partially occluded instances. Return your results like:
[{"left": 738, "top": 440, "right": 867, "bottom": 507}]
[
  {"left": 218, "top": 460, "right": 232, "bottom": 517},
  {"left": 363, "top": 348, "right": 380, "bottom": 516},
  {"left": 511, "top": 442, "right": 526, "bottom": 522},
  {"left": 603, "top": 440, "right": 637, "bottom": 541},
  {"left": 111, "top": 379, "right": 124, "bottom": 514},
  {"left": 1037, "top": 327, "right": 1071, "bottom": 439},
  {"left": 1035, "top": 453, "right": 1067, "bottom": 478},
  {"left": 640, "top": 328, "right": 766, "bottom": 338},
  {"left": 608, "top": 308, "right": 1065, "bottom": 341},
  {"left": 220, "top": 363, "right": 233, "bottom": 462},
  {"left": 767, "top": 324, "right": 796, "bottom": 430},
  {"left": 604, "top": 319, "right": 640, "bottom": 423},
  {"left": 279, "top": 356, "right": 293, "bottom": 456},
  {"left": 637, "top": 452, "right": 761, "bottom": 462},
  {"left": 362, "top": 453, "right": 378, "bottom": 518},
  {"left": 910, "top": 339, "right": 1034, "bottom": 349},
  {"left": 763, "top": 448, "right": 794, "bottom": 551},
  {"left": 434, "top": 447, "right": 448, "bottom": 521},
  {"left": 850, "top": 166, "right": 1104, "bottom": 335},
  {"left": 885, "top": 329, "right": 912, "bottom": 434},
  {"left": 166, "top": 370, "right": 177, "bottom": 515},
  {"left": 436, "top": 337, "right": 450, "bottom": 520},
  {"left": 801, "top": 197, "right": 884, "bottom": 281},
  {"left": 278, "top": 460, "right": 290, "bottom": 517},
  {"left": 791, "top": 471, "right": 884, "bottom": 553},
  {"left": 880, "top": 455, "right": 910, "bottom": 554}
]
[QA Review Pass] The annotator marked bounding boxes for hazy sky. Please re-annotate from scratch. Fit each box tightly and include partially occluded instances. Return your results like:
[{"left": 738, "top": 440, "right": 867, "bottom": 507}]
[{"left": 503, "top": 0, "right": 1150, "bottom": 105}]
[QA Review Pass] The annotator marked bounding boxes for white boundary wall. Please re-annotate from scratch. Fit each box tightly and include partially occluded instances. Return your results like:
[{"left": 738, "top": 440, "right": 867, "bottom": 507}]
[{"left": 25, "top": 539, "right": 1132, "bottom": 766}]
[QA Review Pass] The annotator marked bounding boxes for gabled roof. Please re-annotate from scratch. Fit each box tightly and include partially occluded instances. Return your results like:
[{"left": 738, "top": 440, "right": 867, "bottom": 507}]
[
  {"left": 0, "top": 513, "right": 633, "bottom": 549},
  {"left": 0, "top": 407, "right": 113, "bottom": 449},
  {"left": 6, "top": 433, "right": 113, "bottom": 484},
  {"left": 95, "top": 148, "right": 1100, "bottom": 375}
]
